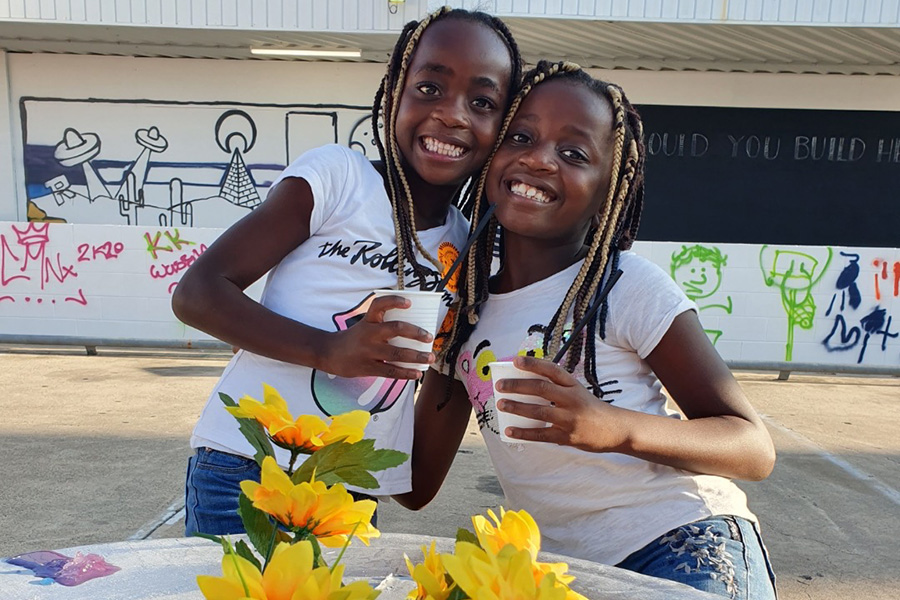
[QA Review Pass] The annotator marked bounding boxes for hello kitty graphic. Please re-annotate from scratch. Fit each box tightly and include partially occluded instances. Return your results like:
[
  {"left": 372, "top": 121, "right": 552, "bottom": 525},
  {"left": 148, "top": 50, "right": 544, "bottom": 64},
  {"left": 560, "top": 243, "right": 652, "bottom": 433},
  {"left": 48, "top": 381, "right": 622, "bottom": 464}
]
[
  {"left": 458, "top": 339, "right": 506, "bottom": 434},
  {"left": 458, "top": 323, "right": 623, "bottom": 433}
]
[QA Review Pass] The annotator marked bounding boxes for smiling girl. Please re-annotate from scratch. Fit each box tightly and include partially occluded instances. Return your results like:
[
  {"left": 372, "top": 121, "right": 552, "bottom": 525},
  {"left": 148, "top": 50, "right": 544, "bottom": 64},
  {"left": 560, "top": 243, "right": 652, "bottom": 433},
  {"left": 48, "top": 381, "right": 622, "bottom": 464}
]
[
  {"left": 172, "top": 7, "right": 522, "bottom": 536},
  {"left": 401, "top": 61, "right": 777, "bottom": 599}
]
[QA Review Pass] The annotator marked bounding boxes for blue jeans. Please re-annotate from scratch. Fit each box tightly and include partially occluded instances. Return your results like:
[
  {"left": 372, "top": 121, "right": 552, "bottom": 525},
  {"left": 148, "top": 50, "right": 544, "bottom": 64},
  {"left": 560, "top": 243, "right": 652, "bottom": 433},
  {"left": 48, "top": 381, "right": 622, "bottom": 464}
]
[
  {"left": 184, "top": 447, "right": 378, "bottom": 536},
  {"left": 617, "top": 516, "right": 777, "bottom": 599}
]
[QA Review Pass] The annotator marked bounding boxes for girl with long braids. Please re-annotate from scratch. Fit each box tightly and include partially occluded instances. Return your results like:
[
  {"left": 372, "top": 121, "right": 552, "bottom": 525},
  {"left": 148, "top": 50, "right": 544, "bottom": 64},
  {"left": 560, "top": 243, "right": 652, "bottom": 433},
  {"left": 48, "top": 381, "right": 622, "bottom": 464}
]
[
  {"left": 173, "top": 7, "right": 522, "bottom": 536},
  {"left": 399, "top": 62, "right": 777, "bottom": 599}
]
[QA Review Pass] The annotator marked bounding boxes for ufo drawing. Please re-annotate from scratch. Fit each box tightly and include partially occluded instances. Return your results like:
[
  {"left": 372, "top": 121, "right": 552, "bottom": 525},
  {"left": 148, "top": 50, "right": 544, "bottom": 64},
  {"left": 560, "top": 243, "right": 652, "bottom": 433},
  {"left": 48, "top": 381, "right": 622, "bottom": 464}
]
[{"left": 54, "top": 128, "right": 101, "bottom": 167}]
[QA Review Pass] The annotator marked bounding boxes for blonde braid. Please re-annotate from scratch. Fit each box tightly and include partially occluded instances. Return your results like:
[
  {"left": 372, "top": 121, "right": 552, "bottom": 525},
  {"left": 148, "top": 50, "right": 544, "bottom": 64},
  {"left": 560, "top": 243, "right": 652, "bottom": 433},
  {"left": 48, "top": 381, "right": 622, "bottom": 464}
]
[
  {"left": 379, "top": 7, "right": 450, "bottom": 288},
  {"left": 387, "top": 7, "right": 451, "bottom": 283},
  {"left": 563, "top": 85, "right": 639, "bottom": 370},
  {"left": 582, "top": 141, "right": 638, "bottom": 306}
]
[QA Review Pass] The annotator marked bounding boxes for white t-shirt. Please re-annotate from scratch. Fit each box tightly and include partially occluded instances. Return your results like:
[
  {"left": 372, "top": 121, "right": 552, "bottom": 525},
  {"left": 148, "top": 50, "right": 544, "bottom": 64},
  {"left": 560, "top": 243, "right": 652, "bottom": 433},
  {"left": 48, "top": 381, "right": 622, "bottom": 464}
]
[
  {"left": 191, "top": 144, "right": 468, "bottom": 495},
  {"left": 454, "top": 251, "right": 757, "bottom": 564}
]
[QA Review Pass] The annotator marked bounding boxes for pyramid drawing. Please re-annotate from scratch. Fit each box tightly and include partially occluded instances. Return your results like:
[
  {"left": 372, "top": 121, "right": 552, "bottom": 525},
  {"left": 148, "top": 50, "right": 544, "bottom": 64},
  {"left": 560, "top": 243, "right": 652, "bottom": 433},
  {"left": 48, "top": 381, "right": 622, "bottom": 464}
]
[{"left": 220, "top": 148, "right": 261, "bottom": 207}]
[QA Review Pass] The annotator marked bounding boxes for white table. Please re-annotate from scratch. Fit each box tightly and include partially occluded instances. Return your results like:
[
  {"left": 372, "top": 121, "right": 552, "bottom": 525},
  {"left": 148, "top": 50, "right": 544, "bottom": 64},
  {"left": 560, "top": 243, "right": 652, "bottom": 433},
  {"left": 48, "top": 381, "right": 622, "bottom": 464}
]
[{"left": 1, "top": 534, "right": 717, "bottom": 599}]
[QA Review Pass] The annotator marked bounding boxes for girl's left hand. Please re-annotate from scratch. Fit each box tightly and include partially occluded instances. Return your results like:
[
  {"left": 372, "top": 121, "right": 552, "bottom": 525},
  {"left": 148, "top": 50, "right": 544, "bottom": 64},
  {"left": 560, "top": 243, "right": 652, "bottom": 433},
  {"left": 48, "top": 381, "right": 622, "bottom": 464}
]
[{"left": 494, "top": 355, "right": 630, "bottom": 452}]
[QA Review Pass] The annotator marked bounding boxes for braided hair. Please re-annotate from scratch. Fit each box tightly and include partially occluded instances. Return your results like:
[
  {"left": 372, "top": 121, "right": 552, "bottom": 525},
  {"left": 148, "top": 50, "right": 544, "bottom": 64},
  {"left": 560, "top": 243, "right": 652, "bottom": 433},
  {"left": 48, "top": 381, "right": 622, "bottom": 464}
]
[
  {"left": 371, "top": 7, "right": 523, "bottom": 289},
  {"left": 441, "top": 60, "right": 646, "bottom": 398}
]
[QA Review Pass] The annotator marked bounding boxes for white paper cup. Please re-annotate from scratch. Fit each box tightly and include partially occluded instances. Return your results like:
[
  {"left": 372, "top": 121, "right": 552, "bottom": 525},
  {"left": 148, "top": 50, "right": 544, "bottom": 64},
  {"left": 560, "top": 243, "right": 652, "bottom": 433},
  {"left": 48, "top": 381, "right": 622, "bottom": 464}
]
[
  {"left": 372, "top": 289, "right": 443, "bottom": 371},
  {"left": 489, "top": 361, "right": 552, "bottom": 443}
]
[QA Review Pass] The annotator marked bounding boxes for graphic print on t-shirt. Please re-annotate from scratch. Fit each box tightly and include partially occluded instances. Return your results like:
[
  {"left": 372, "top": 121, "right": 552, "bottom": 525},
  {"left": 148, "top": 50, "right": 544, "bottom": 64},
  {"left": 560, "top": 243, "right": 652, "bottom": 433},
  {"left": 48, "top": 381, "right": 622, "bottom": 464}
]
[
  {"left": 458, "top": 339, "right": 503, "bottom": 434},
  {"left": 459, "top": 323, "right": 623, "bottom": 433},
  {"left": 309, "top": 240, "right": 459, "bottom": 417},
  {"left": 311, "top": 293, "right": 410, "bottom": 417}
]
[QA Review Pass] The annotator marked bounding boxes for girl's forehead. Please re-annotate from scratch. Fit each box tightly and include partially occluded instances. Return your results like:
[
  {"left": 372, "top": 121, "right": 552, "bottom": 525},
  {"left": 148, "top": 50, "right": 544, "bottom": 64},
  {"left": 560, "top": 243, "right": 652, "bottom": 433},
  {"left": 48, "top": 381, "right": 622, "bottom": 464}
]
[
  {"left": 518, "top": 79, "right": 613, "bottom": 127},
  {"left": 412, "top": 18, "right": 512, "bottom": 71}
]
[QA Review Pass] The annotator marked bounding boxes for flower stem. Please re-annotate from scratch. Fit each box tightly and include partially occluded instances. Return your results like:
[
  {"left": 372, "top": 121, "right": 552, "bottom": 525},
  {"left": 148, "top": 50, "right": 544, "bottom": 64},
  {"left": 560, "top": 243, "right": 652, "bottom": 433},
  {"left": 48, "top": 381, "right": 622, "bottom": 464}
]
[
  {"left": 287, "top": 450, "right": 299, "bottom": 476},
  {"left": 330, "top": 520, "right": 362, "bottom": 573}
]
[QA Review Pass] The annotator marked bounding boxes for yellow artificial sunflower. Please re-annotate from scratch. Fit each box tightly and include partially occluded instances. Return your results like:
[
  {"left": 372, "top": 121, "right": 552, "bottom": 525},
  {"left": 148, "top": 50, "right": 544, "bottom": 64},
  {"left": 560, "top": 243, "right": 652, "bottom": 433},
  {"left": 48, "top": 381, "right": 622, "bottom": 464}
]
[
  {"left": 241, "top": 456, "right": 380, "bottom": 547},
  {"left": 405, "top": 541, "right": 457, "bottom": 600},
  {"left": 473, "top": 508, "right": 574, "bottom": 586},
  {"left": 197, "top": 539, "right": 378, "bottom": 600},
  {"left": 226, "top": 383, "right": 368, "bottom": 452},
  {"left": 442, "top": 543, "right": 586, "bottom": 600}
]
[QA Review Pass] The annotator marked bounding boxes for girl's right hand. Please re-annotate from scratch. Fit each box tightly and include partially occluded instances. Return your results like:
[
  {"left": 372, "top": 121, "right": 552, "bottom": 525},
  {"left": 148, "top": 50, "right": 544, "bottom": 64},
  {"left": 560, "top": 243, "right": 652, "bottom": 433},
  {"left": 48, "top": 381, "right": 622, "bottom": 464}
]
[{"left": 322, "top": 294, "right": 435, "bottom": 380}]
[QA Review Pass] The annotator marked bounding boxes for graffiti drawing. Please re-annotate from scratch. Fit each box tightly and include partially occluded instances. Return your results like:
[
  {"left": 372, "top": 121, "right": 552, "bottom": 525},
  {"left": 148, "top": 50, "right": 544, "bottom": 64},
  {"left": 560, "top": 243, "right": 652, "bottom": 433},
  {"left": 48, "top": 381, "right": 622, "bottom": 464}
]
[
  {"left": 872, "top": 258, "right": 900, "bottom": 301},
  {"left": 826, "top": 252, "right": 862, "bottom": 315},
  {"left": 824, "top": 307, "right": 898, "bottom": 363},
  {"left": 823, "top": 252, "right": 899, "bottom": 363},
  {"left": 0, "top": 222, "right": 86, "bottom": 305},
  {"left": 759, "top": 245, "right": 833, "bottom": 361},
  {"left": 22, "top": 99, "right": 371, "bottom": 228},
  {"left": 670, "top": 244, "right": 733, "bottom": 345}
]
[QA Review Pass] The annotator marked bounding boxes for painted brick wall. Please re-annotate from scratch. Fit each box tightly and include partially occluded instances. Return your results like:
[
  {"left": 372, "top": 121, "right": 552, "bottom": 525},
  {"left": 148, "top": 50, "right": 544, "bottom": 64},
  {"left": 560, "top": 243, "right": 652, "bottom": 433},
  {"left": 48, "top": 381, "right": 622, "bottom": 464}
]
[{"left": 2, "top": 220, "right": 897, "bottom": 370}]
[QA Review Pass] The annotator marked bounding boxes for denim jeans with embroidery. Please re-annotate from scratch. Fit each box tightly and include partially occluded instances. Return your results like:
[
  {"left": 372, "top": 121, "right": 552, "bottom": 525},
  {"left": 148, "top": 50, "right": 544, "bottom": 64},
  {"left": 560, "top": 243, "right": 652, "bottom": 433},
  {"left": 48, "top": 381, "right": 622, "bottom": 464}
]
[
  {"left": 616, "top": 516, "right": 777, "bottom": 600},
  {"left": 184, "top": 447, "right": 378, "bottom": 536}
]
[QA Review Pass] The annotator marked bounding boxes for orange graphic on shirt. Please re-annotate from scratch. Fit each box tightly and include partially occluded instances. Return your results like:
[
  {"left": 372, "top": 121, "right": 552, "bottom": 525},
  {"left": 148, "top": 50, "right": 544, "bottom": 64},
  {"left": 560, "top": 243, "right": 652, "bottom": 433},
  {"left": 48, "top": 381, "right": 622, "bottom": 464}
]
[
  {"left": 438, "top": 242, "right": 460, "bottom": 294},
  {"left": 432, "top": 306, "right": 457, "bottom": 356}
]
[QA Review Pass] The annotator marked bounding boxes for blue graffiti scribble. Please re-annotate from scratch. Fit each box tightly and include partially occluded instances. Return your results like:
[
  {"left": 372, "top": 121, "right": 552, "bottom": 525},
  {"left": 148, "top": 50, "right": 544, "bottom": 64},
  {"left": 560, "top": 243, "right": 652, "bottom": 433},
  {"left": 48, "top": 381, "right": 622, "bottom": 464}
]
[
  {"left": 826, "top": 252, "right": 861, "bottom": 316},
  {"left": 823, "top": 314, "right": 861, "bottom": 352},
  {"left": 858, "top": 308, "right": 897, "bottom": 364}
]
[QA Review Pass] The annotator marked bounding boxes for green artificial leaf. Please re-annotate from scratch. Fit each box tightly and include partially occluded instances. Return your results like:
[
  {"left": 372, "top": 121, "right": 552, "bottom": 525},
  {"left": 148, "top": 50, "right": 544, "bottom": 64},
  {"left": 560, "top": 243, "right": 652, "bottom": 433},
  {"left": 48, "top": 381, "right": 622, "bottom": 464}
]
[
  {"left": 238, "top": 492, "right": 279, "bottom": 560},
  {"left": 455, "top": 527, "right": 479, "bottom": 547},
  {"left": 447, "top": 586, "right": 470, "bottom": 600},
  {"left": 191, "top": 532, "right": 224, "bottom": 545},
  {"left": 234, "top": 540, "right": 262, "bottom": 571},
  {"left": 291, "top": 439, "right": 408, "bottom": 488},
  {"left": 309, "top": 535, "right": 325, "bottom": 568},
  {"left": 219, "top": 392, "right": 275, "bottom": 466}
]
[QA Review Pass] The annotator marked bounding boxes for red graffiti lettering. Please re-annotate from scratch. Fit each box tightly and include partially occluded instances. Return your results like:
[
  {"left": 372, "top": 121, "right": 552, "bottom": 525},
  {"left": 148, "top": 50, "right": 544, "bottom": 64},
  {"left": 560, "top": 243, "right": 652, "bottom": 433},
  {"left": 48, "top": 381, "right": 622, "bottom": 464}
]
[
  {"left": 78, "top": 241, "right": 125, "bottom": 262},
  {"left": 1, "top": 234, "right": 29, "bottom": 286},
  {"left": 149, "top": 245, "right": 207, "bottom": 280},
  {"left": 64, "top": 289, "right": 87, "bottom": 305},
  {"left": 44, "top": 255, "right": 77, "bottom": 285}
]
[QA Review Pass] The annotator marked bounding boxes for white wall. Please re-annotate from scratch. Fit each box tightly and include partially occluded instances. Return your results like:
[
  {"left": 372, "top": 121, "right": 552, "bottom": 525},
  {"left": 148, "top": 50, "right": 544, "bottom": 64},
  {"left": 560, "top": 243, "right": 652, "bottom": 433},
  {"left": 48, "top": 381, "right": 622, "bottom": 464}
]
[
  {"left": 0, "top": 222, "right": 223, "bottom": 340},
  {"left": 2, "top": 53, "right": 899, "bottom": 370},
  {"left": 1, "top": 220, "right": 896, "bottom": 370},
  {"left": 630, "top": 241, "right": 900, "bottom": 369}
]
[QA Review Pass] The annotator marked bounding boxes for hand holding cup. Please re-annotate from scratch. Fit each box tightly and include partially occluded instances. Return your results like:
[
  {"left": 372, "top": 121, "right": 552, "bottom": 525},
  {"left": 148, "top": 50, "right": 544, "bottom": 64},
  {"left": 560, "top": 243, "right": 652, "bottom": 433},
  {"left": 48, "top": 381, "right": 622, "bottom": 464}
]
[
  {"left": 371, "top": 289, "right": 443, "bottom": 372},
  {"left": 492, "top": 356, "right": 627, "bottom": 451},
  {"left": 322, "top": 291, "right": 438, "bottom": 380}
]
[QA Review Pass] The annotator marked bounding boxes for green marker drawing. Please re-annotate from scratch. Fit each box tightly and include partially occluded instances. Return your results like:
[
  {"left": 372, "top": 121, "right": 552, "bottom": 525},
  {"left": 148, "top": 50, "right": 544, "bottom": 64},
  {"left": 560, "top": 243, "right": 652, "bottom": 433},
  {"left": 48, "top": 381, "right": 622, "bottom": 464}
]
[
  {"left": 759, "top": 246, "right": 833, "bottom": 361},
  {"left": 671, "top": 245, "right": 732, "bottom": 345}
]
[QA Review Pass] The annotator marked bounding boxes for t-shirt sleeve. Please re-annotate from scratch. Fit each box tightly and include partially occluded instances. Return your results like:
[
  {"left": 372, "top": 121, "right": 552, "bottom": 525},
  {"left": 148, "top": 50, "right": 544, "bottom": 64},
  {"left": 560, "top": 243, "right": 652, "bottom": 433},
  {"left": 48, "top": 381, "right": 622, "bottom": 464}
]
[
  {"left": 265, "top": 144, "right": 353, "bottom": 235},
  {"left": 605, "top": 253, "right": 697, "bottom": 359}
]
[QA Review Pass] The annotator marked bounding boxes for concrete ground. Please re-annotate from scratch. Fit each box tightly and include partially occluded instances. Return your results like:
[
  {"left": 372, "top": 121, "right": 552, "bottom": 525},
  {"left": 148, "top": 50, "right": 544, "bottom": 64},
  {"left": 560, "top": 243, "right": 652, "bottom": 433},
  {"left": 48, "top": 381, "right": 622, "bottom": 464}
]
[{"left": 1, "top": 345, "right": 898, "bottom": 600}]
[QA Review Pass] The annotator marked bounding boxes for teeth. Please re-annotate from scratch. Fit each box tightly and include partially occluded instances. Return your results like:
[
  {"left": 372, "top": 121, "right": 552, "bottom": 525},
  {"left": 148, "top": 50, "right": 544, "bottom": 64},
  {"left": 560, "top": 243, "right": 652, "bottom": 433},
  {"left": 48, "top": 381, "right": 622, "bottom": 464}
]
[
  {"left": 510, "top": 181, "right": 551, "bottom": 203},
  {"left": 423, "top": 137, "right": 465, "bottom": 158}
]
